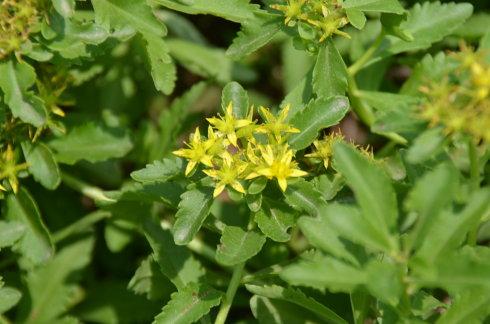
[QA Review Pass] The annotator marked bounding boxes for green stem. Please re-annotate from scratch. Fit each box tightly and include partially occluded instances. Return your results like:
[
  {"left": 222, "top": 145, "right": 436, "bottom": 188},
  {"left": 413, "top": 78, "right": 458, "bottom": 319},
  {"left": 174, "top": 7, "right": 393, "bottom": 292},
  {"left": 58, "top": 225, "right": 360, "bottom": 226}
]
[
  {"left": 467, "top": 139, "right": 481, "bottom": 246},
  {"left": 52, "top": 210, "right": 111, "bottom": 243},
  {"left": 347, "top": 74, "right": 375, "bottom": 126},
  {"left": 61, "top": 172, "right": 115, "bottom": 203},
  {"left": 214, "top": 262, "right": 246, "bottom": 324},
  {"left": 347, "top": 33, "right": 384, "bottom": 76}
]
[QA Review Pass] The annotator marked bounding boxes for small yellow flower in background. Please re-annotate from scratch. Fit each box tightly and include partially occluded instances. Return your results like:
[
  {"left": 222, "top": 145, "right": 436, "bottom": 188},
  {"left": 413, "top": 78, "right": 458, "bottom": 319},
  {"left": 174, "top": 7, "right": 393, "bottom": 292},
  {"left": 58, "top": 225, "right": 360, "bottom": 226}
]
[
  {"left": 305, "top": 132, "right": 344, "bottom": 169},
  {"left": 257, "top": 105, "right": 299, "bottom": 142},
  {"left": 206, "top": 102, "right": 253, "bottom": 147},
  {"left": 270, "top": 0, "right": 307, "bottom": 25},
  {"left": 247, "top": 144, "right": 307, "bottom": 192},
  {"left": 203, "top": 152, "right": 247, "bottom": 197},
  {"left": 0, "top": 145, "right": 29, "bottom": 193},
  {"left": 173, "top": 127, "right": 216, "bottom": 176}
]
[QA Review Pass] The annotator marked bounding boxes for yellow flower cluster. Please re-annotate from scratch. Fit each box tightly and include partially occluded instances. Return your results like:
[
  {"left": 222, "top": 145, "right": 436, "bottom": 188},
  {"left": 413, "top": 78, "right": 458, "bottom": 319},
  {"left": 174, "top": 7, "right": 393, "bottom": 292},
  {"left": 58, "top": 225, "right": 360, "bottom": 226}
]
[
  {"left": 418, "top": 45, "right": 490, "bottom": 143},
  {"left": 0, "top": 0, "right": 39, "bottom": 60},
  {"left": 271, "top": 0, "right": 350, "bottom": 41},
  {"left": 173, "top": 104, "right": 308, "bottom": 197}
]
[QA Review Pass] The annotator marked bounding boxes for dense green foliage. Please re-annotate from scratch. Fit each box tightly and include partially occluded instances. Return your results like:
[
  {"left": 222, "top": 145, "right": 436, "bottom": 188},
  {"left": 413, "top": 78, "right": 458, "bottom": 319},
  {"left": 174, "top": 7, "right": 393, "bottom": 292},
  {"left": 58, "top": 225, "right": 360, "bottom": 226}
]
[{"left": 1, "top": 0, "right": 490, "bottom": 323}]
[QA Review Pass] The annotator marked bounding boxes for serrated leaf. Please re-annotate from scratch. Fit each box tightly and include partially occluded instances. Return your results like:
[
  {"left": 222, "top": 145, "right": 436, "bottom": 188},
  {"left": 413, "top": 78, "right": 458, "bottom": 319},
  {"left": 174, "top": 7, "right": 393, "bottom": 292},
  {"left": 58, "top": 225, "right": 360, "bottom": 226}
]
[
  {"left": 167, "top": 39, "right": 232, "bottom": 83},
  {"left": 250, "top": 295, "right": 326, "bottom": 324},
  {"left": 406, "top": 128, "right": 446, "bottom": 164},
  {"left": 226, "top": 12, "right": 283, "bottom": 59},
  {"left": 414, "top": 189, "right": 490, "bottom": 264},
  {"left": 365, "top": 260, "right": 403, "bottom": 306},
  {"left": 322, "top": 203, "right": 395, "bottom": 253},
  {"left": 283, "top": 179, "right": 325, "bottom": 216},
  {"left": 405, "top": 163, "right": 459, "bottom": 251},
  {"left": 343, "top": 0, "right": 405, "bottom": 14},
  {"left": 246, "top": 284, "right": 347, "bottom": 324},
  {"left": 144, "top": 33, "right": 176, "bottom": 95},
  {"left": 221, "top": 81, "right": 249, "bottom": 118},
  {"left": 131, "top": 157, "right": 184, "bottom": 183},
  {"left": 0, "top": 60, "right": 47, "bottom": 127},
  {"left": 155, "top": 82, "right": 206, "bottom": 159},
  {"left": 153, "top": 283, "right": 222, "bottom": 324},
  {"left": 298, "top": 214, "right": 359, "bottom": 266},
  {"left": 21, "top": 141, "right": 61, "bottom": 190},
  {"left": 48, "top": 123, "right": 133, "bottom": 165},
  {"left": 0, "top": 286, "right": 22, "bottom": 314},
  {"left": 333, "top": 142, "right": 398, "bottom": 251},
  {"left": 289, "top": 96, "right": 349, "bottom": 150},
  {"left": 20, "top": 237, "right": 94, "bottom": 324},
  {"left": 128, "top": 257, "right": 174, "bottom": 301},
  {"left": 92, "top": 0, "right": 167, "bottom": 36},
  {"left": 0, "top": 221, "right": 25, "bottom": 249},
  {"left": 216, "top": 226, "right": 266, "bottom": 266},
  {"left": 153, "top": 0, "right": 259, "bottom": 23},
  {"left": 255, "top": 198, "right": 296, "bottom": 242},
  {"left": 281, "top": 252, "right": 367, "bottom": 293},
  {"left": 312, "top": 40, "right": 348, "bottom": 98},
  {"left": 5, "top": 188, "right": 54, "bottom": 265},
  {"left": 369, "top": 2, "right": 473, "bottom": 65},
  {"left": 436, "top": 288, "right": 490, "bottom": 324},
  {"left": 143, "top": 218, "right": 204, "bottom": 290},
  {"left": 173, "top": 186, "right": 214, "bottom": 245}
]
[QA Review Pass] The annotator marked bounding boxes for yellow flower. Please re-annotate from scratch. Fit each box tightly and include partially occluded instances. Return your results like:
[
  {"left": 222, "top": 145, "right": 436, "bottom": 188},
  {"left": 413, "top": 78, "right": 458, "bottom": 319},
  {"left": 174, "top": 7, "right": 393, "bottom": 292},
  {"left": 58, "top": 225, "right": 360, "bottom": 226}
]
[
  {"left": 256, "top": 105, "right": 299, "bottom": 142},
  {"left": 173, "top": 127, "right": 217, "bottom": 176},
  {"left": 470, "top": 62, "right": 490, "bottom": 101},
  {"left": 305, "top": 133, "right": 344, "bottom": 169},
  {"left": 203, "top": 152, "right": 247, "bottom": 197},
  {"left": 206, "top": 102, "right": 253, "bottom": 147},
  {"left": 0, "top": 145, "right": 28, "bottom": 193},
  {"left": 246, "top": 144, "right": 307, "bottom": 192},
  {"left": 270, "top": 0, "right": 307, "bottom": 25}
]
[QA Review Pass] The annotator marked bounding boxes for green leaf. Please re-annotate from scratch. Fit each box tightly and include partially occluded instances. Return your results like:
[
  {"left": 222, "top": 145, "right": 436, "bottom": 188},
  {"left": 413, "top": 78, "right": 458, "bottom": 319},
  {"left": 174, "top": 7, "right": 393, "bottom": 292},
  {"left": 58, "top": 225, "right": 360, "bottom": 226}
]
[
  {"left": 246, "top": 284, "right": 347, "bottom": 324},
  {"left": 365, "top": 260, "right": 403, "bottom": 306},
  {"left": 143, "top": 33, "right": 176, "bottom": 95},
  {"left": 455, "top": 13, "right": 490, "bottom": 40},
  {"left": 358, "top": 91, "right": 419, "bottom": 112},
  {"left": 255, "top": 198, "right": 296, "bottom": 242},
  {"left": 153, "top": 283, "right": 222, "bottom": 324},
  {"left": 226, "top": 12, "right": 283, "bottom": 59},
  {"left": 436, "top": 288, "right": 490, "bottom": 324},
  {"left": 0, "top": 60, "right": 47, "bottom": 127},
  {"left": 406, "top": 128, "right": 446, "bottom": 164},
  {"left": 131, "top": 157, "right": 184, "bottom": 183},
  {"left": 414, "top": 189, "right": 490, "bottom": 264},
  {"left": 298, "top": 214, "right": 358, "bottom": 266},
  {"left": 20, "top": 237, "right": 94, "bottom": 324},
  {"left": 0, "top": 221, "right": 25, "bottom": 249},
  {"left": 128, "top": 257, "right": 174, "bottom": 301},
  {"left": 283, "top": 178, "right": 325, "bottom": 216},
  {"left": 282, "top": 68, "right": 314, "bottom": 121},
  {"left": 345, "top": 9, "right": 366, "bottom": 29},
  {"left": 322, "top": 203, "right": 395, "bottom": 253},
  {"left": 369, "top": 2, "right": 473, "bottom": 64},
  {"left": 343, "top": 0, "right": 405, "bottom": 14},
  {"left": 173, "top": 186, "right": 214, "bottom": 245},
  {"left": 333, "top": 142, "right": 398, "bottom": 249},
  {"left": 92, "top": 0, "right": 167, "bottom": 36},
  {"left": 52, "top": 0, "right": 75, "bottom": 17},
  {"left": 143, "top": 218, "right": 204, "bottom": 290},
  {"left": 405, "top": 163, "right": 459, "bottom": 251},
  {"left": 216, "top": 226, "right": 266, "bottom": 266},
  {"left": 166, "top": 39, "right": 232, "bottom": 83},
  {"left": 312, "top": 40, "right": 348, "bottom": 98},
  {"left": 281, "top": 252, "right": 367, "bottom": 293},
  {"left": 21, "top": 141, "right": 61, "bottom": 190},
  {"left": 5, "top": 188, "right": 54, "bottom": 265},
  {"left": 289, "top": 96, "right": 349, "bottom": 150},
  {"left": 221, "top": 81, "right": 249, "bottom": 119},
  {"left": 153, "top": 0, "right": 259, "bottom": 23},
  {"left": 155, "top": 82, "right": 206, "bottom": 159},
  {"left": 0, "top": 285, "right": 22, "bottom": 314},
  {"left": 48, "top": 123, "right": 133, "bottom": 165}
]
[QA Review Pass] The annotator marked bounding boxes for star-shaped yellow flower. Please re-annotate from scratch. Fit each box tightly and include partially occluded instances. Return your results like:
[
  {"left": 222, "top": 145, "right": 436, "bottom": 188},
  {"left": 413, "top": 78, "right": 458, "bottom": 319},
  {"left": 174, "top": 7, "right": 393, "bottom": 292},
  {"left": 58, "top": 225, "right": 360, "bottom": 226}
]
[
  {"left": 256, "top": 105, "right": 299, "bottom": 142},
  {"left": 270, "top": 0, "right": 307, "bottom": 25},
  {"left": 0, "top": 145, "right": 29, "bottom": 193},
  {"left": 206, "top": 102, "right": 253, "bottom": 147},
  {"left": 173, "top": 127, "right": 216, "bottom": 176},
  {"left": 305, "top": 133, "right": 344, "bottom": 169},
  {"left": 203, "top": 151, "right": 247, "bottom": 197},
  {"left": 246, "top": 144, "right": 307, "bottom": 192}
]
